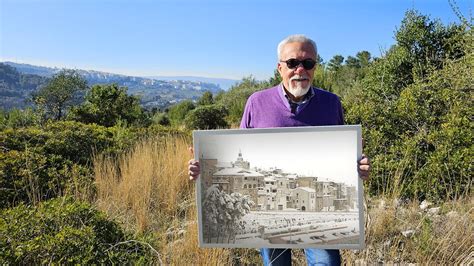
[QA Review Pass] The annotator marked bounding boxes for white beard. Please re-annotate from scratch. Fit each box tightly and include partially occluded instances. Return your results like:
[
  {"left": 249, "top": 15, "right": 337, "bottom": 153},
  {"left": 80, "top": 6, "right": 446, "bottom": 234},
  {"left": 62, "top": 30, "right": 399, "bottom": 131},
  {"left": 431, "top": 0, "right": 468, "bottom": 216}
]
[{"left": 288, "top": 75, "right": 311, "bottom": 99}]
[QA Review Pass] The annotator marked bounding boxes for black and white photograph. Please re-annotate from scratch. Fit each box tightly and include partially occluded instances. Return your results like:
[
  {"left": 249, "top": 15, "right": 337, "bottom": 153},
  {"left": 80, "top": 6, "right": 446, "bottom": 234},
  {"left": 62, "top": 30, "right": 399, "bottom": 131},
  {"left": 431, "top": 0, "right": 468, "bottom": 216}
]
[{"left": 193, "top": 125, "right": 364, "bottom": 249}]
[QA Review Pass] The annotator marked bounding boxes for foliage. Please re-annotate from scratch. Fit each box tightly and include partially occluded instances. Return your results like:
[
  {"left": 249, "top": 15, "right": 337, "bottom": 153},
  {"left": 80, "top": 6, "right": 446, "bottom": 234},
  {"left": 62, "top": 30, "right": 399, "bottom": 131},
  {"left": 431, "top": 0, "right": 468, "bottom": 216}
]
[
  {"left": 0, "top": 197, "right": 155, "bottom": 264},
  {"left": 68, "top": 83, "right": 150, "bottom": 127},
  {"left": 0, "top": 121, "right": 137, "bottom": 207},
  {"left": 344, "top": 10, "right": 472, "bottom": 201},
  {"left": 0, "top": 108, "right": 40, "bottom": 130},
  {"left": 320, "top": 51, "right": 373, "bottom": 97},
  {"left": 167, "top": 100, "right": 195, "bottom": 126},
  {"left": 327, "top": 55, "right": 345, "bottom": 72},
  {"left": 32, "top": 69, "right": 88, "bottom": 120},
  {"left": 151, "top": 112, "right": 171, "bottom": 126},
  {"left": 312, "top": 63, "right": 333, "bottom": 91},
  {"left": 196, "top": 91, "right": 214, "bottom": 106},
  {"left": 395, "top": 10, "right": 466, "bottom": 80},
  {"left": 184, "top": 104, "right": 229, "bottom": 130},
  {"left": 215, "top": 76, "right": 266, "bottom": 126},
  {"left": 267, "top": 69, "right": 282, "bottom": 87}
]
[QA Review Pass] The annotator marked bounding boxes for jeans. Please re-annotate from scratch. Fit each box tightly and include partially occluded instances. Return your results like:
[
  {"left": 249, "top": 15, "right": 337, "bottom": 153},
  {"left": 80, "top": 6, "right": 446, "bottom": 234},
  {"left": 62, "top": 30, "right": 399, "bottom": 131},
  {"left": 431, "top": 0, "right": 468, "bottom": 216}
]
[{"left": 260, "top": 248, "right": 341, "bottom": 266}]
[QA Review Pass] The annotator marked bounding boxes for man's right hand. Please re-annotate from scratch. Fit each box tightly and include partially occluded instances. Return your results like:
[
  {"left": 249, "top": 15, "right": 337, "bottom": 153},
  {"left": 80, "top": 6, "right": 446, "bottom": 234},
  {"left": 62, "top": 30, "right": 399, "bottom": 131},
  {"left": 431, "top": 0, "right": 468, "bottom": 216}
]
[{"left": 188, "top": 159, "right": 200, "bottom": 180}]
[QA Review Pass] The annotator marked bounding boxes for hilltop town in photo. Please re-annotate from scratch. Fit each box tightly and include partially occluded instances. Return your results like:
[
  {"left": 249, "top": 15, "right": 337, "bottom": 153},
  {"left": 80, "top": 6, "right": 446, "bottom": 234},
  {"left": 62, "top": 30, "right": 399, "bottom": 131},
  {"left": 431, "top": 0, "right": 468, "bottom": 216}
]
[{"left": 194, "top": 126, "right": 364, "bottom": 249}]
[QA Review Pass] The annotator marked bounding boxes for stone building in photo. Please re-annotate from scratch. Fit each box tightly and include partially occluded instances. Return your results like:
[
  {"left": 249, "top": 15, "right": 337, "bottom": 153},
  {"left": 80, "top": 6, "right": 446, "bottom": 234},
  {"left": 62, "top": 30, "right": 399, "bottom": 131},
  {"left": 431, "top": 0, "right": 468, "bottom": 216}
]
[{"left": 200, "top": 150, "right": 358, "bottom": 212}]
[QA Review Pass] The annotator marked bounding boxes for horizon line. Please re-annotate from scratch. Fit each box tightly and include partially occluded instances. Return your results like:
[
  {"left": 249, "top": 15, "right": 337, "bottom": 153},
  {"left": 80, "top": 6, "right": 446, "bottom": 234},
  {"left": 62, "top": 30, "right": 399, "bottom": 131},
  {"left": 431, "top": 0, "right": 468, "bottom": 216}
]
[{"left": 0, "top": 58, "right": 247, "bottom": 81}]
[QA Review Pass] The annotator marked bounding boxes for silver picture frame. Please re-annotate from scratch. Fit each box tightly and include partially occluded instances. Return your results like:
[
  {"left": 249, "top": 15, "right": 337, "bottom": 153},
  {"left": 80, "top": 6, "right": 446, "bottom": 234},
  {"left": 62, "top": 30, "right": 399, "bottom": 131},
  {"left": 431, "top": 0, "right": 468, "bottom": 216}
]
[{"left": 193, "top": 125, "right": 365, "bottom": 249}]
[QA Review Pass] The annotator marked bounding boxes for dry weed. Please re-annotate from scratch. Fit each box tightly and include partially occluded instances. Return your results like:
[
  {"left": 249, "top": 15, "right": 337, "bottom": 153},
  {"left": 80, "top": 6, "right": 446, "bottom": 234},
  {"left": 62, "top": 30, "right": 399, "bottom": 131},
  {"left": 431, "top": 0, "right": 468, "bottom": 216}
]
[
  {"left": 94, "top": 135, "right": 193, "bottom": 232},
  {"left": 92, "top": 135, "right": 250, "bottom": 264},
  {"left": 342, "top": 196, "right": 474, "bottom": 264}
]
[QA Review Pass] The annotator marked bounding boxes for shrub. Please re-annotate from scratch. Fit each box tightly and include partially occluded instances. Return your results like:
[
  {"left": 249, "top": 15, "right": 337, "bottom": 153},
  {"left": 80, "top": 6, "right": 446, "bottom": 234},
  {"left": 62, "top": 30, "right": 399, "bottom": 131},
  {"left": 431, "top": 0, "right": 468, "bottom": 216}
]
[
  {"left": 68, "top": 83, "right": 150, "bottom": 127},
  {"left": 0, "top": 197, "right": 156, "bottom": 264},
  {"left": 184, "top": 104, "right": 229, "bottom": 130},
  {"left": 0, "top": 148, "right": 93, "bottom": 207},
  {"left": 0, "top": 121, "right": 136, "bottom": 207},
  {"left": 215, "top": 76, "right": 265, "bottom": 126},
  {"left": 343, "top": 11, "right": 472, "bottom": 201},
  {"left": 167, "top": 100, "right": 195, "bottom": 126},
  {"left": 0, "top": 108, "right": 40, "bottom": 130}
]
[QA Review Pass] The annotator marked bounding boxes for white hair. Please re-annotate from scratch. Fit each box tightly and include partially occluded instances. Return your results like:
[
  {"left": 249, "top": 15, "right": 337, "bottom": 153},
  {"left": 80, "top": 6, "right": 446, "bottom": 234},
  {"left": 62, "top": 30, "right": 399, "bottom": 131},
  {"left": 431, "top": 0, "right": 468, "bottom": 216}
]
[{"left": 277, "top": 34, "right": 317, "bottom": 60}]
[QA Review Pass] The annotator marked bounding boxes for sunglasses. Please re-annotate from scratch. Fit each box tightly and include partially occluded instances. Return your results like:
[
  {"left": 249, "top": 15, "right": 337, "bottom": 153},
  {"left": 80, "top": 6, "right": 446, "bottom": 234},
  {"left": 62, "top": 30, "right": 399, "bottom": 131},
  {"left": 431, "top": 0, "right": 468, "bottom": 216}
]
[{"left": 280, "top": 58, "right": 316, "bottom": 70}]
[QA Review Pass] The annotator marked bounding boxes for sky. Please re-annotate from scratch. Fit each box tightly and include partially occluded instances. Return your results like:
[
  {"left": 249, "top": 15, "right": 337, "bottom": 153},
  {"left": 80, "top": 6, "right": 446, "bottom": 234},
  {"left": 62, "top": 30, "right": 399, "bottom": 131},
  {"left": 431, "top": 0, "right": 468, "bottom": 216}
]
[
  {"left": 196, "top": 126, "right": 360, "bottom": 186},
  {"left": 0, "top": 0, "right": 471, "bottom": 80}
]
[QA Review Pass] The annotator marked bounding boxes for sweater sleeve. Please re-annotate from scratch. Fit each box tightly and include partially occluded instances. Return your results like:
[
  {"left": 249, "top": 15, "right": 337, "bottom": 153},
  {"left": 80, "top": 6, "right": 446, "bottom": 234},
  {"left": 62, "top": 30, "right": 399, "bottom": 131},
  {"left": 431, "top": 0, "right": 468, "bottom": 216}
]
[{"left": 239, "top": 95, "right": 253, "bottom": 129}]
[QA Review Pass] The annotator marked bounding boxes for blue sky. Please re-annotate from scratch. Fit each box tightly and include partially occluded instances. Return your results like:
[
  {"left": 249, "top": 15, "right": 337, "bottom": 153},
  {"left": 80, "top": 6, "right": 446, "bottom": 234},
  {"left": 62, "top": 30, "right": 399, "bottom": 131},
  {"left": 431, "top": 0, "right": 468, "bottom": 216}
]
[{"left": 0, "top": 0, "right": 471, "bottom": 80}]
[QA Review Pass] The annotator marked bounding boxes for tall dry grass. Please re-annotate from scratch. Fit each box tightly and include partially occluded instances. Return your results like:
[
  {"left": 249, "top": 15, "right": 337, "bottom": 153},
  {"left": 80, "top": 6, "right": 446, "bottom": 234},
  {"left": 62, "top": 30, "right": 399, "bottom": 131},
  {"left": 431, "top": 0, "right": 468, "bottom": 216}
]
[
  {"left": 93, "top": 135, "right": 237, "bottom": 264},
  {"left": 342, "top": 197, "right": 474, "bottom": 265},
  {"left": 94, "top": 135, "right": 191, "bottom": 232}
]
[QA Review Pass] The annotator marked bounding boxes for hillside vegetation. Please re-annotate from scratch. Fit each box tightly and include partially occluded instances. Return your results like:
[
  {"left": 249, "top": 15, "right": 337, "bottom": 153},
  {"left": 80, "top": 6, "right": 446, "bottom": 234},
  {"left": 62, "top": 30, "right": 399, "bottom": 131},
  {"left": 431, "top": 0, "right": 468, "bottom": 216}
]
[
  {"left": 0, "top": 61, "right": 223, "bottom": 111},
  {"left": 0, "top": 9, "right": 472, "bottom": 264}
]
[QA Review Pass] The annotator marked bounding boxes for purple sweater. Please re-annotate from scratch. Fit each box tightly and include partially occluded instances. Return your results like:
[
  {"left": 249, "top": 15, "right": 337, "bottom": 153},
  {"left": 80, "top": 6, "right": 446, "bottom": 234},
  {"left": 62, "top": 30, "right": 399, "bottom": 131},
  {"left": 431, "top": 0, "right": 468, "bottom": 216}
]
[{"left": 240, "top": 85, "right": 344, "bottom": 129}]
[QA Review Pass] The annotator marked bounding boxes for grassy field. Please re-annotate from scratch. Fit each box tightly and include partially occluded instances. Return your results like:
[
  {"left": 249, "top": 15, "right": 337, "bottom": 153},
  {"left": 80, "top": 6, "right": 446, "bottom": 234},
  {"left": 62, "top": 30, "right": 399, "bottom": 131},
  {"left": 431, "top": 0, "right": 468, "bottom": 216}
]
[{"left": 89, "top": 135, "right": 473, "bottom": 265}]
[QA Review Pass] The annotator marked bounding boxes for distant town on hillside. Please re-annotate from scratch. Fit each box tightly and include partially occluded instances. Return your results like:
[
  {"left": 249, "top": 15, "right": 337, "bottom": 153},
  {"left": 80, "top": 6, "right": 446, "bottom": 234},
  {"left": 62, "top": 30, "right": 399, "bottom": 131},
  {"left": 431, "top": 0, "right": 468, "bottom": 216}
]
[{"left": 0, "top": 61, "right": 237, "bottom": 110}]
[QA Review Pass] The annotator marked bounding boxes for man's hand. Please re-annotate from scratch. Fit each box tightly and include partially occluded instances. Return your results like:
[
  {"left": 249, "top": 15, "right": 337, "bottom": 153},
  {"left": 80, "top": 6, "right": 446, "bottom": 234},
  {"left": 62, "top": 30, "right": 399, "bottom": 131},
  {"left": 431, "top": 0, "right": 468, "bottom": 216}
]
[
  {"left": 188, "top": 147, "right": 200, "bottom": 181},
  {"left": 358, "top": 154, "right": 370, "bottom": 180}
]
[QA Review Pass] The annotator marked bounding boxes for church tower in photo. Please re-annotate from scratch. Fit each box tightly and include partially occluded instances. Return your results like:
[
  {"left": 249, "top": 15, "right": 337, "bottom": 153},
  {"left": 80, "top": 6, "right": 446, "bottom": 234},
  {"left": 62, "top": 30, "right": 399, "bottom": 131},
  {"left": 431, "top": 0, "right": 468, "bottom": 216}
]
[{"left": 233, "top": 149, "right": 250, "bottom": 169}]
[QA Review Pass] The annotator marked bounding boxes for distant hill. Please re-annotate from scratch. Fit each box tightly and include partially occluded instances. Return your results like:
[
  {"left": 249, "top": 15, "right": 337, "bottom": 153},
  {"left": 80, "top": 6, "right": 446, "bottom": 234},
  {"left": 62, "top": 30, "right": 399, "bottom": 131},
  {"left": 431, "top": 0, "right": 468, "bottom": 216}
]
[
  {"left": 1, "top": 62, "right": 225, "bottom": 110},
  {"left": 147, "top": 76, "right": 238, "bottom": 91},
  {"left": 0, "top": 63, "right": 48, "bottom": 110}
]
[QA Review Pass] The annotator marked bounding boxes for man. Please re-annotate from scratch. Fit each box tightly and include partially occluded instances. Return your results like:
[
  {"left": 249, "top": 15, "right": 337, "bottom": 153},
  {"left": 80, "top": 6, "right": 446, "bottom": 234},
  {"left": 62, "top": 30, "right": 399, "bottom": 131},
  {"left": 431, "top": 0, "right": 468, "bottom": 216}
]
[{"left": 189, "top": 34, "right": 370, "bottom": 266}]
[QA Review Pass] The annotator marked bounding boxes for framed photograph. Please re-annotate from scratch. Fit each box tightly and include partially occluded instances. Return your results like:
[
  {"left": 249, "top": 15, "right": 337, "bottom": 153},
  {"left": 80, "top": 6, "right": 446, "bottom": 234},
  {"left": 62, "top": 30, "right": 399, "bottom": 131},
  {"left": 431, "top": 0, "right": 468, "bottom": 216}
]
[{"left": 193, "top": 125, "right": 364, "bottom": 249}]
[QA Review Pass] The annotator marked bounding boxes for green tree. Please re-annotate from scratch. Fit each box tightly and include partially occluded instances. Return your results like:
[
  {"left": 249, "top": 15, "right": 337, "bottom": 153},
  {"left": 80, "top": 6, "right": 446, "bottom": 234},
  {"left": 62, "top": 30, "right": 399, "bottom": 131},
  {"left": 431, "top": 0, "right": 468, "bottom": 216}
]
[
  {"left": 68, "top": 83, "right": 148, "bottom": 127},
  {"left": 327, "top": 55, "right": 344, "bottom": 72},
  {"left": 312, "top": 64, "right": 332, "bottom": 91},
  {"left": 395, "top": 10, "right": 465, "bottom": 81},
  {"left": 356, "top": 51, "right": 372, "bottom": 68},
  {"left": 268, "top": 69, "right": 282, "bottom": 86},
  {"left": 167, "top": 100, "right": 196, "bottom": 126},
  {"left": 215, "top": 76, "right": 264, "bottom": 126},
  {"left": 32, "top": 70, "right": 88, "bottom": 120},
  {"left": 344, "top": 10, "right": 472, "bottom": 201},
  {"left": 345, "top": 56, "right": 360, "bottom": 68},
  {"left": 197, "top": 91, "right": 214, "bottom": 106},
  {"left": 184, "top": 105, "right": 228, "bottom": 130},
  {"left": 151, "top": 112, "right": 170, "bottom": 126}
]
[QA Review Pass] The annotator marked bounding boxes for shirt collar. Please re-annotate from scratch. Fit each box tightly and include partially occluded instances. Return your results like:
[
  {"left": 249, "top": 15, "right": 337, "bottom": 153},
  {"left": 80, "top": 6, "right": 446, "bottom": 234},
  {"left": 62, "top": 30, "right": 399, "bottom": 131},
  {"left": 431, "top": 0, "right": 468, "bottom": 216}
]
[{"left": 280, "top": 83, "right": 315, "bottom": 105}]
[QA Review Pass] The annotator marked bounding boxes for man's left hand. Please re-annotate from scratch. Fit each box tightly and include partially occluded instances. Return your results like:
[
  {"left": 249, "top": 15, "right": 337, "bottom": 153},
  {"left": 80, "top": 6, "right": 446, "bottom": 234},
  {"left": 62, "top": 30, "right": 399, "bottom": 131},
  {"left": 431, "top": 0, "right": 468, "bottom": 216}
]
[{"left": 358, "top": 154, "right": 370, "bottom": 180}]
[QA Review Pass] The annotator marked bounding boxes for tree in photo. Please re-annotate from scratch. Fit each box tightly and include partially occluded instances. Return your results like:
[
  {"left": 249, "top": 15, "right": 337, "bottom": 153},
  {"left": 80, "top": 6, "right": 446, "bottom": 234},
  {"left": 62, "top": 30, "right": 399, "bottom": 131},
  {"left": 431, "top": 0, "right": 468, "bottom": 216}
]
[{"left": 202, "top": 185, "right": 254, "bottom": 243}]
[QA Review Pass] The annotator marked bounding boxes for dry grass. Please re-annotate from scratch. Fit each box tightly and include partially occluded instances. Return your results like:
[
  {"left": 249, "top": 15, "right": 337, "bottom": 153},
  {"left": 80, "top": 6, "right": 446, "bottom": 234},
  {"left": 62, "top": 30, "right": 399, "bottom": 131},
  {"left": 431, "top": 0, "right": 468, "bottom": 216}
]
[
  {"left": 92, "top": 135, "right": 237, "bottom": 264},
  {"left": 342, "top": 196, "right": 474, "bottom": 265},
  {"left": 94, "top": 136, "right": 192, "bottom": 232},
  {"left": 91, "top": 134, "right": 473, "bottom": 265}
]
